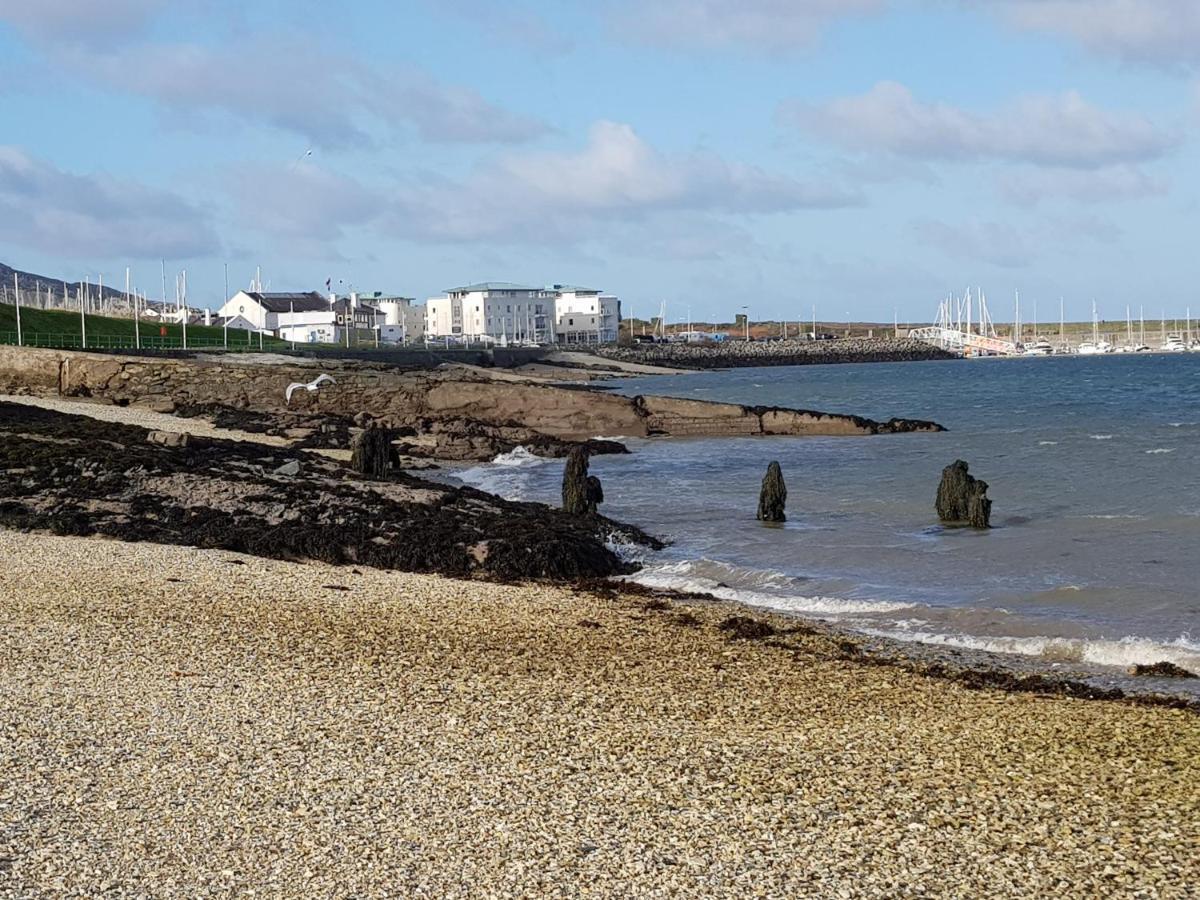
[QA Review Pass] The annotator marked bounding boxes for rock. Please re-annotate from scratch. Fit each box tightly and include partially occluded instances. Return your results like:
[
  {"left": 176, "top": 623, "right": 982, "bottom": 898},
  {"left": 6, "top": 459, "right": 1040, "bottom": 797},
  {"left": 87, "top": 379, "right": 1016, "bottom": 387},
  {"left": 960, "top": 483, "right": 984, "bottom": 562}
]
[
  {"left": 350, "top": 423, "right": 398, "bottom": 478},
  {"left": 272, "top": 460, "right": 301, "bottom": 477},
  {"left": 936, "top": 459, "right": 991, "bottom": 528},
  {"left": 562, "top": 446, "right": 593, "bottom": 515},
  {"left": 718, "top": 616, "right": 776, "bottom": 640},
  {"left": 146, "top": 430, "right": 189, "bottom": 449},
  {"left": 757, "top": 461, "right": 787, "bottom": 523},
  {"left": 1128, "top": 661, "right": 1197, "bottom": 679},
  {"left": 353, "top": 411, "right": 373, "bottom": 428}
]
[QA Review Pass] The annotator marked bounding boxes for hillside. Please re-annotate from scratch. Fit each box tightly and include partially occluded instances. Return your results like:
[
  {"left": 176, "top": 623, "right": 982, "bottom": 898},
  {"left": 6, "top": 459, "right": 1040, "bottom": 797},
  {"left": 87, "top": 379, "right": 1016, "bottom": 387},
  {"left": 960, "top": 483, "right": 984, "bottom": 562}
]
[{"left": 0, "top": 261, "right": 127, "bottom": 303}]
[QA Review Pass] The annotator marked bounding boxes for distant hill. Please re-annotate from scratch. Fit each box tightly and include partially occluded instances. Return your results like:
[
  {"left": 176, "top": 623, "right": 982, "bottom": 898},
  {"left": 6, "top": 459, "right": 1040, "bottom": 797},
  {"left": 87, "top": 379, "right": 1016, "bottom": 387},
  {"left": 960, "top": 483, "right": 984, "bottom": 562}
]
[{"left": 0, "top": 261, "right": 129, "bottom": 302}]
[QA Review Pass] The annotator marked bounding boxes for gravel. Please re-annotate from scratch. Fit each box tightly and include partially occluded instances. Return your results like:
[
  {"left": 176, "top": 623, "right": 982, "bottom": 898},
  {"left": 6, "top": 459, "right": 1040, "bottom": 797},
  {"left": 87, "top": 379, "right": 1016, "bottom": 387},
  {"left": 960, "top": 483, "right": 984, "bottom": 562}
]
[{"left": 1, "top": 532, "right": 1197, "bottom": 898}]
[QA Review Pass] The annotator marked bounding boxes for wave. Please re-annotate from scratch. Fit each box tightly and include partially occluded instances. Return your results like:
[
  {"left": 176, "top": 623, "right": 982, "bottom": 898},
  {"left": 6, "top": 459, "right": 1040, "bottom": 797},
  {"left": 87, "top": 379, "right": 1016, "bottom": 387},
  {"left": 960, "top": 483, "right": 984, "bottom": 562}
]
[
  {"left": 1038, "top": 440, "right": 1059, "bottom": 446},
  {"left": 1090, "top": 434, "right": 1114, "bottom": 440},
  {"left": 1145, "top": 448, "right": 1176, "bottom": 455},
  {"left": 455, "top": 446, "right": 553, "bottom": 500},
  {"left": 627, "top": 558, "right": 914, "bottom": 616},
  {"left": 860, "top": 628, "right": 1200, "bottom": 672}
]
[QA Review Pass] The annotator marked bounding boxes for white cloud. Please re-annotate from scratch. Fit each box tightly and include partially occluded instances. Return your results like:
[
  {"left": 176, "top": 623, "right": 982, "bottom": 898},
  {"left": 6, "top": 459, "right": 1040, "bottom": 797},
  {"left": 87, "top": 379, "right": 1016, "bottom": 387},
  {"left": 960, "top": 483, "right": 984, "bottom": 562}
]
[
  {"left": 388, "top": 121, "right": 862, "bottom": 243},
  {"left": 0, "top": 0, "right": 166, "bottom": 42},
  {"left": 613, "top": 0, "right": 885, "bottom": 52},
  {"left": 998, "top": 165, "right": 1167, "bottom": 206},
  {"left": 225, "top": 121, "right": 860, "bottom": 248},
  {"left": 988, "top": 1, "right": 1200, "bottom": 68},
  {"left": 79, "top": 39, "right": 548, "bottom": 148},
  {"left": 0, "top": 146, "right": 218, "bottom": 259},
  {"left": 786, "top": 81, "right": 1177, "bottom": 168}
]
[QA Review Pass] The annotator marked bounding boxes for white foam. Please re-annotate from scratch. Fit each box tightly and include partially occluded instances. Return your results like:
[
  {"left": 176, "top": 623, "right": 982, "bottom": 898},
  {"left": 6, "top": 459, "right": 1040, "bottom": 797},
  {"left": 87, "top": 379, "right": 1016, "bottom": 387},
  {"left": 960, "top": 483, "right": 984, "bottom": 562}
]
[
  {"left": 859, "top": 628, "right": 1200, "bottom": 672},
  {"left": 1145, "top": 448, "right": 1176, "bottom": 455},
  {"left": 489, "top": 446, "right": 549, "bottom": 467},
  {"left": 1038, "top": 440, "right": 1059, "bottom": 446},
  {"left": 628, "top": 559, "right": 914, "bottom": 616},
  {"left": 1090, "top": 434, "right": 1114, "bottom": 440}
]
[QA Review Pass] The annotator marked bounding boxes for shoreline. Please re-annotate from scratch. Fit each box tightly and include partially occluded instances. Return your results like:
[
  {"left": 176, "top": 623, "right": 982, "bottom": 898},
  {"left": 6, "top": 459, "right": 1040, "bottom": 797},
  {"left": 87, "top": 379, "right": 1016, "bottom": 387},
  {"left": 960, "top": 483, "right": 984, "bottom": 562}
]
[{"left": 2, "top": 531, "right": 1197, "bottom": 895}]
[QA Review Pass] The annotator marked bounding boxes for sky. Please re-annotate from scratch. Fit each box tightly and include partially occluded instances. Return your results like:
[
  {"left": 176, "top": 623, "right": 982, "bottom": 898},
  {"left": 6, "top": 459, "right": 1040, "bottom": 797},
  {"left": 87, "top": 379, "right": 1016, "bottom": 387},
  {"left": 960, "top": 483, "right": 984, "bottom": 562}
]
[{"left": 0, "top": 0, "right": 1198, "bottom": 323}]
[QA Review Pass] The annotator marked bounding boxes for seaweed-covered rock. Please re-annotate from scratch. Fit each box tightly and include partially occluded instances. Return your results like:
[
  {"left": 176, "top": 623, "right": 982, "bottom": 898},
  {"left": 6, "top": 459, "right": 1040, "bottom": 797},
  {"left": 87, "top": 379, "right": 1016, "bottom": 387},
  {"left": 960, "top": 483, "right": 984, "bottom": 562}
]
[
  {"left": 757, "top": 461, "right": 787, "bottom": 523},
  {"left": 350, "top": 422, "right": 398, "bottom": 477},
  {"left": 585, "top": 475, "right": 604, "bottom": 514},
  {"left": 1128, "top": 661, "right": 1197, "bottom": 679},
  {"left": 562, "top": 446, "right": 592, "bottom": 515},
  {"left": 936, "top": 459, "right": 991, "bottom": 528}
]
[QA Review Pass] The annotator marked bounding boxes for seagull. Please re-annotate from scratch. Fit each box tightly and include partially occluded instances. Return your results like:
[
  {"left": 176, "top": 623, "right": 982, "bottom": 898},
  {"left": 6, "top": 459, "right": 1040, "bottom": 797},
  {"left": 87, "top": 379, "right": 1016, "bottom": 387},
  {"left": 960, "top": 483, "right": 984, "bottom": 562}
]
[{"left": 285, "top": 373, "right": 336, "bottom": 404}]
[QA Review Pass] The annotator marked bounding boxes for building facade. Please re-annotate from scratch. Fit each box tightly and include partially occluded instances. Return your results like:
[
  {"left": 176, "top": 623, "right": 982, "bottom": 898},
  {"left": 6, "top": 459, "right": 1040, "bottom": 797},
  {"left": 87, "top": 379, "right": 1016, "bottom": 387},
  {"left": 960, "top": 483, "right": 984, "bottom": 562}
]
[
  {"left": 548, "top": 285, "right": 621, "bottom": 344},
  {"left": 422, "top": 281, "right": 620, "bottom": 345},
  {"left": 374, "top": 296, "right": 425, "bottom": 344}
]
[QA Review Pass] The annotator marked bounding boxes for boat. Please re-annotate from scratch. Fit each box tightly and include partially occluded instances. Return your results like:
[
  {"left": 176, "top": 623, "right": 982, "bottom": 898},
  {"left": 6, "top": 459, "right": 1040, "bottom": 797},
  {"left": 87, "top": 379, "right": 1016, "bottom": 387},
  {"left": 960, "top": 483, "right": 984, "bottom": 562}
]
[
  {"left": 1077, "top": 301, "right": 1112, "bottom": 355},
  {"left": 1021, "top": 338, "right": 1054, "bottom": 356},
  {"left": 1160, "top": 334, "right": 1188, "bottom": 352}
]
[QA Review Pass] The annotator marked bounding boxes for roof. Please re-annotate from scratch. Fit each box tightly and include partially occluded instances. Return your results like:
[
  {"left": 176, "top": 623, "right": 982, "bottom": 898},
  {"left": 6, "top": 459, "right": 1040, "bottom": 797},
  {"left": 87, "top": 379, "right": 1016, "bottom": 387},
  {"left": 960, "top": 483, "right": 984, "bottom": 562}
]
[
  {"left": 548, "top": 284, "right": 601, "bottom": 294},
  {"left": 330, "top": 296, "right": 383, "bottom": 314},
  {"left": 243, "top": 291, "right": 329, "bottom": 313},
  {"left": 444, "top": 282, "right": 541, "bottom": 294}
]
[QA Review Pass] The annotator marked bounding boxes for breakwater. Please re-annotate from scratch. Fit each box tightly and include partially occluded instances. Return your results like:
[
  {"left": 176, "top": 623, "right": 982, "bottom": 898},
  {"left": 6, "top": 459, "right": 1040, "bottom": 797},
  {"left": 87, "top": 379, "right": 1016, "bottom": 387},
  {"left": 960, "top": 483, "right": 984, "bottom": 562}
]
[{"left": 597, "top": 337, "right": 956, "bottom": 369}]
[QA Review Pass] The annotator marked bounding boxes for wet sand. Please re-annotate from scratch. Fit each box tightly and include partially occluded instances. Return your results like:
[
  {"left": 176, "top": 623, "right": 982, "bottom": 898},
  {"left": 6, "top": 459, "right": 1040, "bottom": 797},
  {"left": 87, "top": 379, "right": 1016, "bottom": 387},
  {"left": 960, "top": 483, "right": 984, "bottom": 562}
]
[{"left": 2, "top": 532, "right": 1197, "bottom": 897}]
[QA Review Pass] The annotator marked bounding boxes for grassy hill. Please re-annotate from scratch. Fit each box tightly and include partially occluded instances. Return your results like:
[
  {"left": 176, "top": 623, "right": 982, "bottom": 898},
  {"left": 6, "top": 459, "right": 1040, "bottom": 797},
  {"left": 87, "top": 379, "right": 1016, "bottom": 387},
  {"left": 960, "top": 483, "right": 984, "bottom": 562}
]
[{"left": 0, "top": 303, "right": 289, "bottom": 351}]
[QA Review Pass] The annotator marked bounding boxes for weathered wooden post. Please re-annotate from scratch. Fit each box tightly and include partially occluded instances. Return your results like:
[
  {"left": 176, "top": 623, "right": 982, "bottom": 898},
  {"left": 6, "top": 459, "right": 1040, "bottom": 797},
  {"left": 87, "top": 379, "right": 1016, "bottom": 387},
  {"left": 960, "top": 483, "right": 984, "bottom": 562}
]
[
  {"left": 936, "top": 459, "right": 991, "bottom": 528},
  {"left": 350, "top": 422, "right": 397, "bottom": 477},
  {"left": 757, "top": 461, "right": 787, "bottom": 523},
  {"left": 562, "top": 446, "right": 594, "bottom": 515}
]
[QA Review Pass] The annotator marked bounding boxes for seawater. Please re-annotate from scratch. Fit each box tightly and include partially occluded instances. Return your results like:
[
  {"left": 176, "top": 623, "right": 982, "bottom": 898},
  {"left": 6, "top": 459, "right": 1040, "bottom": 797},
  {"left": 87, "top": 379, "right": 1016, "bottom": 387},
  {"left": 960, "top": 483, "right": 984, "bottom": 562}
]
[{"left": 454, "top": 354, "right": 1200, "bottom": 674}]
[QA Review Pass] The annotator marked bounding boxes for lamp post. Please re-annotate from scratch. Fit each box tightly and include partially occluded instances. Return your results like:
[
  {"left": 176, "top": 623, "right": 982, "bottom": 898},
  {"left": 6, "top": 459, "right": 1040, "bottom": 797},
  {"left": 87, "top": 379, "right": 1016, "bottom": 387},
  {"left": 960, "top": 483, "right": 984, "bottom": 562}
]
[{"left": 741, "top": 306, "right": 749, "bottom": 341}]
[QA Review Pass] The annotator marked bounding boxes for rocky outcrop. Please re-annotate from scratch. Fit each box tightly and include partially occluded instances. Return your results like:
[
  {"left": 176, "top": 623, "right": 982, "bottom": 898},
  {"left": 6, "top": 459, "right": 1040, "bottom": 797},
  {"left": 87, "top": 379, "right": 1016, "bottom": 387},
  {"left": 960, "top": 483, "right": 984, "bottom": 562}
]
[
  {"left": 596, "top": 338, "right": 956, "bottom": 370},
  {"left": 0, "top": 401, "right": 659, "bottom": 581},
  {"left": 757, "top": 461, "right": 787, "bottom": 523},
  {"left": 936, "top": 460, "right": 991, "bottom": 529},
  {"left": 0, "top": 346, "right": 945, "bottom": 461}
]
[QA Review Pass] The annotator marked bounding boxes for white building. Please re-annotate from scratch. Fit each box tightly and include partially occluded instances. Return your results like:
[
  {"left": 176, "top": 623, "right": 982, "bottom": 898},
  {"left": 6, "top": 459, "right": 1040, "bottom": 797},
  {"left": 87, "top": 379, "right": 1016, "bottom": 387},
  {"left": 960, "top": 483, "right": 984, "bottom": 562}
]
[
  {"left": 548, "top": 285, "right": 621, "bottom": 344},
  {"left": 374, "top": 295, "right": 425, "bottom": 344},
  {"left": 425, "top": 283, "right": 553, "bottom": 344},
  {"left": 216, "top": 291, "right": 333, "bottom": 336}
]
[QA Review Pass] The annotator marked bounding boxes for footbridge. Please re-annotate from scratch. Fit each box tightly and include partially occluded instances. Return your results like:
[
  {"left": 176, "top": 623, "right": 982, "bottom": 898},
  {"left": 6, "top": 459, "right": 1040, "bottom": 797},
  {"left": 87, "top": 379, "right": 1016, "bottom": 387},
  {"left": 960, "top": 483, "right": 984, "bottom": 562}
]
[{"left": 908, "top": 289, "right": 1017, "bottom": 357}]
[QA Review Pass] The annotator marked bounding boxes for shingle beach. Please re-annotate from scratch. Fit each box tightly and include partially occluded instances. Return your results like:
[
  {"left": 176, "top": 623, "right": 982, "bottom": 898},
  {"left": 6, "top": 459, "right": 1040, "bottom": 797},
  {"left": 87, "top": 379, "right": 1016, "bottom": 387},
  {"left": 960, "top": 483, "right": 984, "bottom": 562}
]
[{"left": 2, "top": 532, "right": 1196, "bottom": 898}]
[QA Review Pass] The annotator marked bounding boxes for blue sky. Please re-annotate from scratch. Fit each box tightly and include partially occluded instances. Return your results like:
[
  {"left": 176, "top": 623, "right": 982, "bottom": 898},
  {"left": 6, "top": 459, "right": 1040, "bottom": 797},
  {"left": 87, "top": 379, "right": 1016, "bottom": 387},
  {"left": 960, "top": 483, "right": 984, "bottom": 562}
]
[{"left": 1, "top": 0, "right": 1198, "bottom": 322}]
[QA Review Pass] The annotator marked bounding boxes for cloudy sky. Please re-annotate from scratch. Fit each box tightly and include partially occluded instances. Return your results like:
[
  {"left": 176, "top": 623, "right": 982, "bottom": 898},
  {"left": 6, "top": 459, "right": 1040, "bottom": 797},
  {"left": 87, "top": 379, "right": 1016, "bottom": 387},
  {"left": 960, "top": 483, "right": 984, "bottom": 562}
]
[{"left": 1, "top": 0, "right": 1197, "bottom": 321}]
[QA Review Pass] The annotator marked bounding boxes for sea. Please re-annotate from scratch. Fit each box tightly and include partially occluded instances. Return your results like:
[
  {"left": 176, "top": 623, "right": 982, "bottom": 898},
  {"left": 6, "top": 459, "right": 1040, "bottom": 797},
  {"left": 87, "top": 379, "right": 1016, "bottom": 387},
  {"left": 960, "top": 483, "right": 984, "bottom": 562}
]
[{"left": 454, "top": 354, "right": 1200, "bottom": 676}]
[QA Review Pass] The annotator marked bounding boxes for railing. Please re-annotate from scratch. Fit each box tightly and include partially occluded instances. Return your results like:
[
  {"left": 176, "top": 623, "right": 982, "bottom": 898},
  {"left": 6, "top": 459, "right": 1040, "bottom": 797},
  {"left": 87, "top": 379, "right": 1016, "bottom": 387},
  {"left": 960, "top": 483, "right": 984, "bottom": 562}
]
[{"left": 0, "top": 332, "right": 283, "bottom": 351}]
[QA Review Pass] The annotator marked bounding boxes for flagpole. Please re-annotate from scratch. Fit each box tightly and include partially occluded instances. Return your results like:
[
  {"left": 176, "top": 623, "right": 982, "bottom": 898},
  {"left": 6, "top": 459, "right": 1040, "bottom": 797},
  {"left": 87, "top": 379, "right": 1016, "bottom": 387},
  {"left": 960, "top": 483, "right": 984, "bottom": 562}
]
[
  {"left": 223, "top": 263, "right": 229, "bottom": 350},
  {"left": 14, "top": 273, "right": 22, "bottom": 347}
]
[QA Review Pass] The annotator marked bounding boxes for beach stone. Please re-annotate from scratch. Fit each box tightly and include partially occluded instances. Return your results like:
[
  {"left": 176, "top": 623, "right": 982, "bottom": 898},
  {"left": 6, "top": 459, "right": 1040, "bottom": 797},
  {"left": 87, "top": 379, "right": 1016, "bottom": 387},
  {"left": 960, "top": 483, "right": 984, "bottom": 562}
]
[
  {"left": 146, "top": 430, "right": 188, "bottom": 449},
  {"left": 757, "top": 461, "right": 787, "bottom": 523},
  {"left": 562, "top": 446, "right": 593, "bottom": 515},
  {"left": 936, "top": 459, "right": 991, "bottom": 528},
  {"left": 350, "top": 422, "right": 398, "bottom": 477},
  {"left": 272, "top": 460, "right": 301, "bottom": 477}
]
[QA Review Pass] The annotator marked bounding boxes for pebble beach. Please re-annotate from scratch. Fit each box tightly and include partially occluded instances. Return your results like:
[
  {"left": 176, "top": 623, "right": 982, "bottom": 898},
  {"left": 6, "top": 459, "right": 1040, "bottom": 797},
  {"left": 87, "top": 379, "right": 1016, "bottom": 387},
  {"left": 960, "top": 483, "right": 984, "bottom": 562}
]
[{"left": 2, "top": 532, "right": 1197, "bottom": 898}]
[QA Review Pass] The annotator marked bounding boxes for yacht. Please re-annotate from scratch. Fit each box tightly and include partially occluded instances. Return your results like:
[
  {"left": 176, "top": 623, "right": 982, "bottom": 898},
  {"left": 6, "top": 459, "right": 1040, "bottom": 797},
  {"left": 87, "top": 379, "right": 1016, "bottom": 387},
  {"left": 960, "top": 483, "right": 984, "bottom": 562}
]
[
  {"left": 1077, "top": 339, "right": 1113, "bottom": 355},
  {"left": 1160, "top": 334, "right": 1188, "bottom": 352},
  {"left": 1021, "top": 338, "right": 1054, "bottom": 356}
]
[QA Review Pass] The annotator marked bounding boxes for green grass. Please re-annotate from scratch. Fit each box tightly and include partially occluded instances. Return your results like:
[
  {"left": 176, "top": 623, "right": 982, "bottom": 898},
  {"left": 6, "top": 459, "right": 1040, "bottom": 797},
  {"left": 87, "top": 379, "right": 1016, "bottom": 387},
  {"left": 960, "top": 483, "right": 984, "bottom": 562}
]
[{"left": 0, "top": 303, "right": 291, "bottom": 351}]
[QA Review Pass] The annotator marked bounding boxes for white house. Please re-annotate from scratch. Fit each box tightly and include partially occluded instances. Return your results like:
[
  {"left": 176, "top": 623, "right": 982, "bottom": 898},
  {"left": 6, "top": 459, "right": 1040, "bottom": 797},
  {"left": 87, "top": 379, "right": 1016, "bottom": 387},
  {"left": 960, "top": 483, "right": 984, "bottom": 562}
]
[
  {"left": 548, "top": 285, "right": 621, "bottom": 344},
  {"left": 425, "top": 283, "right": 554, "bottom": 344},
  {"left": 216, "top": 291, "right": 333, "bottom": 335}
]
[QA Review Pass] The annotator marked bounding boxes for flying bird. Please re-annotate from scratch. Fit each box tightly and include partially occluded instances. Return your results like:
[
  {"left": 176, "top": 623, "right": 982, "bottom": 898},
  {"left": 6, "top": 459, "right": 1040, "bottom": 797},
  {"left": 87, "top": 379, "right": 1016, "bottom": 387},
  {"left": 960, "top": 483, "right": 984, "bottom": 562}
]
[{"left": 285, "top": 373, "right": 336, "bottom": 404}]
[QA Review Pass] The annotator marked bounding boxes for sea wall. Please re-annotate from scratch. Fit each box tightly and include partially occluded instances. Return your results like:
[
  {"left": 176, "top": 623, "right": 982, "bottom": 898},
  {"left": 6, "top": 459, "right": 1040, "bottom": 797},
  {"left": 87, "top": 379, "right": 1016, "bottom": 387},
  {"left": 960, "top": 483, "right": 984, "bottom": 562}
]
[
  {"left": 0, "top": 347, "right": 943, "bottom": 451},
  {"left": 598, "top": 337, "right": 956, "bottom": 369}
]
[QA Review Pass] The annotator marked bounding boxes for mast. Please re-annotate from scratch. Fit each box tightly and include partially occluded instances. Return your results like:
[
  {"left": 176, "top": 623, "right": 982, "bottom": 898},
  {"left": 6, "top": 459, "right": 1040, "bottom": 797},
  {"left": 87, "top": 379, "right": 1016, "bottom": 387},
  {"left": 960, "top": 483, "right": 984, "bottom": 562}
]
[
  {"left": 13, "top": 273, "right": 21, "bottom": 347},
  {"left": 1126, "top": 305, "right": 1132, "bottom": 346},
  {"left": 1059, "top": 296, "right": 1064, "bottom": 348}
]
